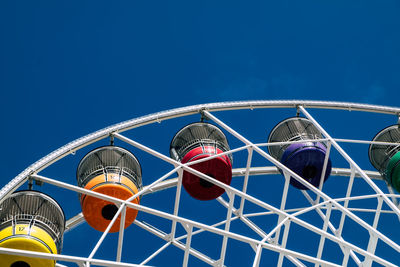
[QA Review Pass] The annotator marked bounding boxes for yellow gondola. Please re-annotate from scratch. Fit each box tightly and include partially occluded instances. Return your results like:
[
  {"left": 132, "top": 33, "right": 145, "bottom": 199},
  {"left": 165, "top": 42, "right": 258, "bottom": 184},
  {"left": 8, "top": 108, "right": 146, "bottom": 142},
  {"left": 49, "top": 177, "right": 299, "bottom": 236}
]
[{"left": 0, "top": 191, "right": 65, "bottom": 267}]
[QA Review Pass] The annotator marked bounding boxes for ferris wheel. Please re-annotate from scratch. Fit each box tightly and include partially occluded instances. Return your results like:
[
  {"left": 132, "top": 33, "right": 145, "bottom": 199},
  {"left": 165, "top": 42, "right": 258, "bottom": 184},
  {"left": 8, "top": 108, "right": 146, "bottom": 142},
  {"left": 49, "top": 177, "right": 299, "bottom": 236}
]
[{"left": 0, "top": 100, "right": 399, "bottom": 267}]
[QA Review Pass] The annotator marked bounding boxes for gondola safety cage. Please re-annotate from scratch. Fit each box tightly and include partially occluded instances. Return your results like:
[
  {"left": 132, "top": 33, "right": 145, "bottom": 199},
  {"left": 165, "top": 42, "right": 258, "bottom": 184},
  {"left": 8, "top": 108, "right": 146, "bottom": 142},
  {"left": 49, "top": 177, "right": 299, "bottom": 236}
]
[
  {"left": 0, "top": 190, "right": 65, "bottom": 267},
  {"left": 170, "top": 122, "right": 233, "bottom": 200},
  {"left": 76, "top": 146, "right": 142, "bottom": 232},
  {"left": 369, "top": 124, "right": 400, "bottom": 193},
  {"left": 268, "top": 117, "right": 332, "bottom": 190}
]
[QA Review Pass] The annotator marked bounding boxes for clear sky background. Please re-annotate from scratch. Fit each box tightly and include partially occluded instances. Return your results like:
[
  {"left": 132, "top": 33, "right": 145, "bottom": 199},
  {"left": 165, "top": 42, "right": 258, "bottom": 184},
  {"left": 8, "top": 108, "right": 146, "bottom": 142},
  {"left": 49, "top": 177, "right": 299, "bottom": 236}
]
[{"left": 1, "top": 1, "right": 400, "bottom": 266}]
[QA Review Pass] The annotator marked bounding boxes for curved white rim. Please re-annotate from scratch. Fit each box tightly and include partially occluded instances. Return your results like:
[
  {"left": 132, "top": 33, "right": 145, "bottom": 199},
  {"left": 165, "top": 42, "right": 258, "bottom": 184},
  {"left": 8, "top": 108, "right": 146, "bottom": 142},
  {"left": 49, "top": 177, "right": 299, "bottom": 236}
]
[{"left": 1, "top": 100, "right": 400, "bottom": 267}]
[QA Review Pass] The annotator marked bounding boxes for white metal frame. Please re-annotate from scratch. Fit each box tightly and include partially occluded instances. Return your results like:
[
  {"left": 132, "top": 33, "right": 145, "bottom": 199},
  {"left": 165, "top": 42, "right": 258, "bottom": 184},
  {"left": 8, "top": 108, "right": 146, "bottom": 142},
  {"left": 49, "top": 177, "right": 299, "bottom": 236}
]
[{"left": 0, "top": 100, "right": 399, "bottom": 266}]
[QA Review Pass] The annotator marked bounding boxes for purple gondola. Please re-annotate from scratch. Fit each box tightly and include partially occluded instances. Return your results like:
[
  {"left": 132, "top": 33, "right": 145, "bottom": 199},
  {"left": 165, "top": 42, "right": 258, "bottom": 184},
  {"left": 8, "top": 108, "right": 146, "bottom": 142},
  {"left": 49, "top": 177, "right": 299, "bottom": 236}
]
[{"left": 268, "top": 117, "right": 332, "bottom": 190}]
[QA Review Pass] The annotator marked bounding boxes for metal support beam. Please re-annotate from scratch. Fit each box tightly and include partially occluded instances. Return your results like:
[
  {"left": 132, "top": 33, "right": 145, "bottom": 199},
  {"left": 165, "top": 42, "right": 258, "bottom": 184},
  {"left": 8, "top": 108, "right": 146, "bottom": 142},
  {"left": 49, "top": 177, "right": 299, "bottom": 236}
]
[
  {"left": 116, "top": 206, "right": 127, "bottom": 262},
  {"left": 298, "top": 106, "right": 400, "bottom": 217}
]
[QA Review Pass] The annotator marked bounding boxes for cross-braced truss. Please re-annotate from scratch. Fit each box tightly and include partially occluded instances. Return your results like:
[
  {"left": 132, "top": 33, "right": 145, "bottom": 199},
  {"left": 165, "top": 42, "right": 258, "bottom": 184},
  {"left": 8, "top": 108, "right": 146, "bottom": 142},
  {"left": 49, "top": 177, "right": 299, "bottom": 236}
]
[{"left": 0, "top": 101, "right": 399, "bottom": 266}]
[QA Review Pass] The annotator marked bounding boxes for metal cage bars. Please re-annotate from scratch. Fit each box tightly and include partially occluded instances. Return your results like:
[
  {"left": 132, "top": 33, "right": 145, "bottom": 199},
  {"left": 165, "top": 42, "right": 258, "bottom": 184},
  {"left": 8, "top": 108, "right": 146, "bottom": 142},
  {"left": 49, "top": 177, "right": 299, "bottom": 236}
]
[
  {"left": 201, "top": 109, "right": 400, "bottom": 266},
  {"left": 2, "top": 100, "right": 400, "bottom": 202},
  {"left": 1, "top": 101, "right": 400, "bottom": 266},
  {"left": 19, "top": 130, "right": 400, "bottom": 266}
]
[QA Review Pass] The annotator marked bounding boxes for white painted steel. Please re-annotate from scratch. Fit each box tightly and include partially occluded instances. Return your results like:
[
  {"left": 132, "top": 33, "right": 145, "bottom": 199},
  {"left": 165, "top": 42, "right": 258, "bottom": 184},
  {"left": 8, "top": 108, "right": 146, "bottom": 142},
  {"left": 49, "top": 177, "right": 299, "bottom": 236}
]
[
  {"left": 299, "top": 106, "right": 400, "bottom": 215},
  {"left": 1, "top": 101, "right": 400, "bottom": 266},
  {"left": 2, "top": 100, "right": 399, "bottom": 201},
  {"left": 114, "top": 132, "right": 400, "bottom": 263},
  {"left": 117, "top": 206, "right": 127, "bottom": 262}
]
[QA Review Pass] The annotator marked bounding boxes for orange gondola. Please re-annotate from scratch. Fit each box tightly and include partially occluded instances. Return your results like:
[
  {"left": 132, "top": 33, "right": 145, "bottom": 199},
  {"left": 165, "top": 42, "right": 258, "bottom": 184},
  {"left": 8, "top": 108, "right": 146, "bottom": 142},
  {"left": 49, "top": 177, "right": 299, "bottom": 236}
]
[{"left": 77, "top": 146, "right": 142, "bottom": 232}]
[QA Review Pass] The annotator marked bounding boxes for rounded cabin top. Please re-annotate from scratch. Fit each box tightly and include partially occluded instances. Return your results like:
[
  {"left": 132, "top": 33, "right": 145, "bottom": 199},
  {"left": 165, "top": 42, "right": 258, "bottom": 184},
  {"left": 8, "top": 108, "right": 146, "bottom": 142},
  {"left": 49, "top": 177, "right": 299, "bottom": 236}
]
[
  {"left": 268, "top": 117, "right": 325, "bottom": 161},
  {"left": 170, "top": 122, "right": 232, "bottom": 163},
  {"left": 0, "top": 190, "right": 65, "bottom": 252},
  {"left": 369, "top": 125, "right": 400, "bottom": 174},
  {"left": 77, "top": 146, "right": 142, "bottom": 189}
]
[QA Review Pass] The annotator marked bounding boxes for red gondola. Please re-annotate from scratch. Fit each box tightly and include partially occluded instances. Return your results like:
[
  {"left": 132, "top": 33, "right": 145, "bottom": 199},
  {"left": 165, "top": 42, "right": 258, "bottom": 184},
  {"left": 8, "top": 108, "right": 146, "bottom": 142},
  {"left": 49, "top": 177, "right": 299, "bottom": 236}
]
[{"left": 170, "top": 122, "right": 233, "bottom": 200}]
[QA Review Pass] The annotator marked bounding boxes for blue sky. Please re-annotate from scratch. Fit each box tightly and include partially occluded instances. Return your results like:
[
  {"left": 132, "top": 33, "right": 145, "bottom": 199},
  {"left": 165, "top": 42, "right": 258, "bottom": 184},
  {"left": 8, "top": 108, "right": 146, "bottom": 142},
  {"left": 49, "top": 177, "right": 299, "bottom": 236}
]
[{"left": 1, "top": 1, "right": 400, "bottom": 266}]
